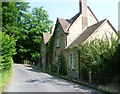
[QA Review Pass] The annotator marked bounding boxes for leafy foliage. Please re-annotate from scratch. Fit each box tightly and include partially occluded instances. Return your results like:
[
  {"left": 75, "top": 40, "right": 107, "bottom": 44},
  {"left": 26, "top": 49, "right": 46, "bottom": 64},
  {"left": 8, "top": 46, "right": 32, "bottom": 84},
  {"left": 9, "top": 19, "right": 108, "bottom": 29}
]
[
  {"left": 1, "top": 2, "right": 52, "bottom": 65},
  {"left": 79, "top": 38, "right": 119, "bottom": 84},
  {"left": 0, "top": 32, "right": 16, "bottom": 70},
  {"left": 46, "top": 36, "right": 54, "bottom": 65},
  {"left": 15, "top": 6, "right": 52, "bottom": 64},
  {"left": 57, "top": 54, "right": 67, "bottom": 75}
]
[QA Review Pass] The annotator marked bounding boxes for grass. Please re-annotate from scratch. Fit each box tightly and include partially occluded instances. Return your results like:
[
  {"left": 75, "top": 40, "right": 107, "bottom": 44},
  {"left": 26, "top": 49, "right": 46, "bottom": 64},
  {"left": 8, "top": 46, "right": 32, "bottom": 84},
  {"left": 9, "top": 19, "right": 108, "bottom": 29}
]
[{"left": 0, "top": 68, "right": 12, "bottom": 94}]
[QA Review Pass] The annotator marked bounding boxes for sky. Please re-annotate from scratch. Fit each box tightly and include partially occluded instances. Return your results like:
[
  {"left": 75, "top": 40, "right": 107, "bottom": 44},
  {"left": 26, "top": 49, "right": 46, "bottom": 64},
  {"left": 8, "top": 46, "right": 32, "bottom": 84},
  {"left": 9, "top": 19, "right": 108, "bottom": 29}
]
[{"left": 28, "top": 0, "right": 120, "bottom": 30}]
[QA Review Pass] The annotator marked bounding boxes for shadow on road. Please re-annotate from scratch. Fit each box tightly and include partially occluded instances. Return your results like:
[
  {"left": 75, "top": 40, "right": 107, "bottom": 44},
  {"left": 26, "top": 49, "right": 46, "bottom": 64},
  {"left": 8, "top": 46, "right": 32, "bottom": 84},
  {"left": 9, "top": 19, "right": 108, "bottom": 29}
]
[
  {"left": 24, "top": 65, "right": 99, "bottom": 93},
  {"left": 26, "top": 68, "right": 41, "bottom": 73}
]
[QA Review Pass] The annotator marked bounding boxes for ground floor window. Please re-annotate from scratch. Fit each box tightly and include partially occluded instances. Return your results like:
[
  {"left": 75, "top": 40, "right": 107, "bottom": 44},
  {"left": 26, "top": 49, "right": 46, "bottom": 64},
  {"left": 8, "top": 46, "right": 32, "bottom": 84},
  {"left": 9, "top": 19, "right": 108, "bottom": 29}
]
[{"left": 69, "top": 52, "right": 75, "bottom": 69}]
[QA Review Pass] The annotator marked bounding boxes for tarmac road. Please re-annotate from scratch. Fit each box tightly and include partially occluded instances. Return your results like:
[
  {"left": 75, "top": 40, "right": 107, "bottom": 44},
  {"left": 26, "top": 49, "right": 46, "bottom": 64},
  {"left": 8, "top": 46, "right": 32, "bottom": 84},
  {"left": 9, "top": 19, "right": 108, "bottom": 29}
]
[{"left": 4, "top": 64, "right": 100, "bottom": 93}]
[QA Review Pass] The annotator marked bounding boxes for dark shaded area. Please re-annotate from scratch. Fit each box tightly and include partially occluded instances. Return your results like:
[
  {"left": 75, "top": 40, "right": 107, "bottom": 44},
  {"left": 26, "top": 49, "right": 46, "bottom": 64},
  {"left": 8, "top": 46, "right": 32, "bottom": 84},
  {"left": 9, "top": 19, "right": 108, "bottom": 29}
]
[
  {"left": 26, "top": 79, "right": 39, "bottom": 83},
  {"left": 26, "top": 68, "right": 41, "bottom": 73},
  {"left": 13, "top": 55, "right": 22, "bottom": 64}
]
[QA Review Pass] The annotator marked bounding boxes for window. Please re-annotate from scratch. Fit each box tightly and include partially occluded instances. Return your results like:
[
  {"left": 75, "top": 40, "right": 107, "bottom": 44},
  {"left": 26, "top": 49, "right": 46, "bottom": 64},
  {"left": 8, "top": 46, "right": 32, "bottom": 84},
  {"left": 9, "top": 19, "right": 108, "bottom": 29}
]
[
  {"left": 69, "top": 52, "right": 75, "bottom": 69},
  {"left": 56, "top": 39, "right": 60, "bottom": 47}
]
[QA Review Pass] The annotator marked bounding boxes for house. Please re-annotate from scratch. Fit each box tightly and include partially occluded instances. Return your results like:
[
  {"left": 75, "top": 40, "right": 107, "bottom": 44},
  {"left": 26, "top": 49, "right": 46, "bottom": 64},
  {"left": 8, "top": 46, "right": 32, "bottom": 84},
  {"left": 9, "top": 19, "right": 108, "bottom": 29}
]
[
  {"left": 51, "top": 0, "right": 118, "bottom": 78},
  {"left": 41, "top": 0, "right": 118, "bottom": 79},
  {"left": 41, "top": 32, "right": 52, "bottom": 70}
]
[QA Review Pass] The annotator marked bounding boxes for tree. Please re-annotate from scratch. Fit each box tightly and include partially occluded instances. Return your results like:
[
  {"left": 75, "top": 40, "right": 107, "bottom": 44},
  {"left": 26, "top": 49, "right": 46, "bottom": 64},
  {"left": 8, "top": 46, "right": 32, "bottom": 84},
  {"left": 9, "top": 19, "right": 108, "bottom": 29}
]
[
  {"left": 2, "top": 2, "right": 19, "bottom": 68},
  {"left": 15, "top": 7, "right": 52, "bottom": 65},
  {"left": 2, "top": 2, "right": 52, "bottom": 67},
  {"left": 2, "top": 2, "right": 30, "bottom": 63},
  {"left": 2, "top": 2, "right": 30, "bottom": 37},
  {"left": 2, "top": 2, "right": 19, "bottom": 37}
]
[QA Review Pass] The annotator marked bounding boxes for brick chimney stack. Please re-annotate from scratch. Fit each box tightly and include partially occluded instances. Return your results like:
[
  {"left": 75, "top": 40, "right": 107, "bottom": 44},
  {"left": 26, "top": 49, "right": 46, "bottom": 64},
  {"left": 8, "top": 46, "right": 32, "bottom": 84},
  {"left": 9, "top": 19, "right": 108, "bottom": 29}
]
[{"left": 79, "top": 0, "right": 88, "bottom": 30}]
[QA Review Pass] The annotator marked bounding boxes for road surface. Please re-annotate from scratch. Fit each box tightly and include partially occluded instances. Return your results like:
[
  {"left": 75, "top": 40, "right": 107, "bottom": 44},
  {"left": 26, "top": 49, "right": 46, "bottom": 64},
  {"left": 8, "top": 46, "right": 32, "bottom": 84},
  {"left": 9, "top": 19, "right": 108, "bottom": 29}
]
[{"left": 4, "top": 64, "right": 100, "bottom": 93}]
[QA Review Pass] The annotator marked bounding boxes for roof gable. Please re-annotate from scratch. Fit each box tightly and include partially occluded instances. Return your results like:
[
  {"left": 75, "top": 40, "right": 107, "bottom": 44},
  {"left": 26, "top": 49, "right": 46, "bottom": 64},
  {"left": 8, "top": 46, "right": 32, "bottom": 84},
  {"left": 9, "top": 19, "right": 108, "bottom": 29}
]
[
  {"left": 87, "top": 6, "right": 99, "bottom": 22},
  {"left": 58, "top": 18, "right": 70, "bottom": 33},
  {"left": 67, "top": 19, "right": 106, "bottom": 48},
  {"left": 43, "top": 33, "right": 52, "bottom": 44},
  {"left": 56, "top": 6, "right": 98, "bottom": 34}
]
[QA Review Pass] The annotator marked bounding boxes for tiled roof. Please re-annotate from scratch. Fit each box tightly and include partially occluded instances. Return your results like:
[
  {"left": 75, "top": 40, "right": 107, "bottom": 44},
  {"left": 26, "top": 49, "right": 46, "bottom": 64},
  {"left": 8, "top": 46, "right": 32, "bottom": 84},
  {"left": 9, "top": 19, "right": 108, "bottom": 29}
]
[
  {"left": 67, "top": 19, "right": 106, "bottom": 48},
  {"left": 58, "top": 18, "right": 71, "bottom": 33},
  {"left": 58, "top": 13, "right": 81, "bottom": 33},
  {"left": 70, "top": 13, "right": 81, "bottom": 24},
  {"left": 43, "top": 33, "right": 52, "bottom": 44}
]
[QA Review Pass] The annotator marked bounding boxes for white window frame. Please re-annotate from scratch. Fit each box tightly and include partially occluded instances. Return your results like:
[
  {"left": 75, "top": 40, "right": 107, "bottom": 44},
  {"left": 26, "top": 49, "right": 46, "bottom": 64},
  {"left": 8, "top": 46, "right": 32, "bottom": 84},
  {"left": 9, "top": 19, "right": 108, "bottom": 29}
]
[
  {"left": 69, "top": 52, "right": 75, "bottom": 69},
  {"left": 56, "top": 39, "right": 60, "bottom": 47}
]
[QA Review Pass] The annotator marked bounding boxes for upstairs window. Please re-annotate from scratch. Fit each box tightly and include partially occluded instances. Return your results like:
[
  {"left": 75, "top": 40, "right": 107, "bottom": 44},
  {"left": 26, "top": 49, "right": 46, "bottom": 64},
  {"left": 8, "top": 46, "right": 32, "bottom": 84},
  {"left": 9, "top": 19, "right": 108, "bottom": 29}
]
[
  {"left": 56, "top": 39, "right": 60, "bottom": 47},
  {"left": 69, "top": 52, "right": 75, "bottom": 69}
]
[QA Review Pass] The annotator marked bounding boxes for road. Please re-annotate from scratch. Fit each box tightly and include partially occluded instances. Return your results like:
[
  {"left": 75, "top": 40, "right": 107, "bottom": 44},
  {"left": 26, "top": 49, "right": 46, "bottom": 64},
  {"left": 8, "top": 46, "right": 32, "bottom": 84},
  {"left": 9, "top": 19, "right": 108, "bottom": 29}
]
[{"left": 4, "top": 64, "right": 100, "bottom": 93}]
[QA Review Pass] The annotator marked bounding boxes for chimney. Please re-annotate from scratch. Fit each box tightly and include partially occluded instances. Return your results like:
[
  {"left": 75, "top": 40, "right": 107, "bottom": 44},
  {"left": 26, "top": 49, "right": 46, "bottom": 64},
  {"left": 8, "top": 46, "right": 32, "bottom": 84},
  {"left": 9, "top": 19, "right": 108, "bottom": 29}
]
[{"left": 79, "top": 0, "right": 88, "bottom": 30}]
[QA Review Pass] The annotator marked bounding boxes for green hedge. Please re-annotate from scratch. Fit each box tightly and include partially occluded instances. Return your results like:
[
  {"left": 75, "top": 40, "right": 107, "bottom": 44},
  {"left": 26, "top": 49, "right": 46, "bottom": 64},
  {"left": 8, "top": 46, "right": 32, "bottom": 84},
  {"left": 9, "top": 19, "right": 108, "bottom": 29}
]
[
  {"left": 0, "top": 32, "right": 16, "bottom": 92},
  {"left": 0, "top": 32, "right": 16, "bottom": 68},
  {"left": 79, "top": 38, "right": 120, "bottom": 84}
]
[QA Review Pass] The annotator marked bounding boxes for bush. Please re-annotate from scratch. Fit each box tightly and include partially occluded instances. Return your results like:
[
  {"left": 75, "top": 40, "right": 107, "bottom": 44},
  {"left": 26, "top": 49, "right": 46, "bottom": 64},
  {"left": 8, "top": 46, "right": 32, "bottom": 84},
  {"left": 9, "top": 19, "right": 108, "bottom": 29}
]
[
  {"left": 0, "top": 32, "right": 16, "bottom": 92},
  {"left": 79, "top": 38, "right": 119, "bottom": 84},
  {"left": 58, "top": 54, "right": 67, "bottom": 75},
  {"left": 1, "top": 32, "right": 16, "bottom": 65},
  {"left": 51, "top": 63, "right": 57, "bottom": 73}
]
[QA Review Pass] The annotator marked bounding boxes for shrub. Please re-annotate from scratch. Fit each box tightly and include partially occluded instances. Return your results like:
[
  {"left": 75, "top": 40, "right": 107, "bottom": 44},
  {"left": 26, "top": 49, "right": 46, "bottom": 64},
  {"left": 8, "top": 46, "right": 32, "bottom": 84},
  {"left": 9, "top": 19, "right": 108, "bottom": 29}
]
[
  {"left": 79, "top": 38, "right": 119, "bottom": 84},
  {"left": 51, "top": 63, "right": 57, "bottom": 73},
  {"left": 58, "top": 54, "right": 67, "bottom": 75},
  {"left": 0, "top": 32, "right": 16, "bottom": 70}
]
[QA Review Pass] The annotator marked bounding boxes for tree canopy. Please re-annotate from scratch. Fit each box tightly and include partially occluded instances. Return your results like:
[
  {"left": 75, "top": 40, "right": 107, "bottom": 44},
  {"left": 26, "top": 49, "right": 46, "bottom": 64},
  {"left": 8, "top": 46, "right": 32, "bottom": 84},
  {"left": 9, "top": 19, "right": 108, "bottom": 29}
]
[{"left": 1, "top": 2, "right": 52, "bottom": 67}]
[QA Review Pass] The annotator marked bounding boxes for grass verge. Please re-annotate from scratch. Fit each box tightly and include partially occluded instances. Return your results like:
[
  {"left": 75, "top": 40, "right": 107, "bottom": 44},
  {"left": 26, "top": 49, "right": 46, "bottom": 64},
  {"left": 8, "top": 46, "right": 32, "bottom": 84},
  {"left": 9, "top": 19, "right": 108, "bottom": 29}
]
[{"left": 0, "top": 68, "right": 12, "bottom": 94}]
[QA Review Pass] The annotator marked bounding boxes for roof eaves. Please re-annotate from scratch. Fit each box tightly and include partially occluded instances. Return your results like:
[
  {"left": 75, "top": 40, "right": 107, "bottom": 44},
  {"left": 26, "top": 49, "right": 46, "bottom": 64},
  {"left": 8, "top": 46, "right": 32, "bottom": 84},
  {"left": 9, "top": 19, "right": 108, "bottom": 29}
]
[
  {"left": 106, "top": 19, "right": 118, "bottom": 35},
  {"left": 87, "top": 6, "right": 99, "bottom": 22},
  {"left": 83, "top": 19, "right": 107, "bottom": 44},
  {"left": 67, "top": 13, "right": 81, "bottom": 32},
  {"left": 58, "top": 18, "right": 70, "bottom": 33}
]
